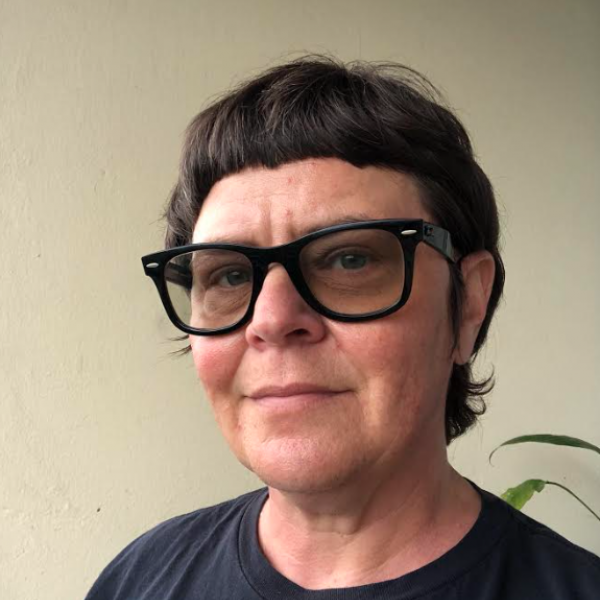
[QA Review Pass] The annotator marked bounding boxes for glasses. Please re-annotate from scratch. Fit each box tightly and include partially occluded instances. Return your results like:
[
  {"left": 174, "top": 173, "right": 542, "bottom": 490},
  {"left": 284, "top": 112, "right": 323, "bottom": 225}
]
[{"left": 141, "top": 219, "right": 455, "bottom": 336}]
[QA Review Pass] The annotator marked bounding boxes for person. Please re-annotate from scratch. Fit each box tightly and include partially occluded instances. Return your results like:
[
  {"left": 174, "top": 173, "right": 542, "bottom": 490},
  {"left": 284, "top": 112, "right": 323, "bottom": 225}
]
[{"left": 85, "top": 56, "right": 600, "bottom": 599}]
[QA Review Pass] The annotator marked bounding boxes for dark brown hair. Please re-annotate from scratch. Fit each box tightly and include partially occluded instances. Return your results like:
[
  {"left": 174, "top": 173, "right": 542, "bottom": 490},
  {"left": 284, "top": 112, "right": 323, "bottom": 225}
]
[{"left": 163, "top": 55, "right": 505, "bottom": 444}]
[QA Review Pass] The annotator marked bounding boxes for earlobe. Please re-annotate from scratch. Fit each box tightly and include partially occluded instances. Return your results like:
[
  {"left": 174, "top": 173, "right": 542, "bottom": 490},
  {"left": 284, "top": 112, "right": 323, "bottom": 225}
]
[{"left": 453, "top": 250, "right": 496, "bottom": 365}]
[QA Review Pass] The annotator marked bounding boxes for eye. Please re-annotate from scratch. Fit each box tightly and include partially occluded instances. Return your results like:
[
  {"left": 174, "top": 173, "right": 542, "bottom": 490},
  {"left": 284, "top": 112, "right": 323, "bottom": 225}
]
[
  {"left": 304, "top": 243, "right": 381, "bottom": 274},
  {"left": 215, "top": 268, "right": 251, "bottom": 288},
  {"left": 331, "top": 253, "right": 369, "bottom": 270},
  {"left": 201, "top": 265, "right": 252, "bottom": 289}
]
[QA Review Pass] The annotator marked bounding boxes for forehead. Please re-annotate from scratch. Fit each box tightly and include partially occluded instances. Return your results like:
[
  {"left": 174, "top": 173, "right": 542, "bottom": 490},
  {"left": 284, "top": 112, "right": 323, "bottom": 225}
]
[{"left": 192, "top": 158, "right": 429, "bottom": 245}]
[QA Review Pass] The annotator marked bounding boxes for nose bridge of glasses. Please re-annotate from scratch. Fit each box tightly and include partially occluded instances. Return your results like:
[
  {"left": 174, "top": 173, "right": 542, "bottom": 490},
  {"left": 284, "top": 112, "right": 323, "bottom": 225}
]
[
  {"left": 253, "top": 243, "right": 296, "bottom": 273},
  {"left": 253, "top": 245, "right": 304, "bottom": 298}
]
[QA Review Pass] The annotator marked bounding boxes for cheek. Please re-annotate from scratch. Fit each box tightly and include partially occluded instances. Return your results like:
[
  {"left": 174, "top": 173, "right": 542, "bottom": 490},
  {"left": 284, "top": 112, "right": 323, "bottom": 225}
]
[
  {"left": 328, "top": 287, "right": 454, "bottom": 423},
  {"left": 332, "top": 309, "right": 451, "bottom": 382},
  {"left": 190, "top": 334, "right": 253, "bottom": 466},
  {"left": 190, "top": 334, "right": 245, "bottom": 399}
]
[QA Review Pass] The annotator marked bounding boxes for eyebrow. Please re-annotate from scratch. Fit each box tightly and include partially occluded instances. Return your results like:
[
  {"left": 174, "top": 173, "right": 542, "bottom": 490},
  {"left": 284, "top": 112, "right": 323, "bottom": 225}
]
[{"left": 198, "top": 212, "right": 376, "bottom": 245}]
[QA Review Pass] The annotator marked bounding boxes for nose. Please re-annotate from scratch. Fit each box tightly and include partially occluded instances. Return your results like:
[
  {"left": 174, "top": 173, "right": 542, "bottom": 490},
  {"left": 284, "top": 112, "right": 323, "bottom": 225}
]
[{"left": 245, "top": 264, "right": 327, "bottom": 347}]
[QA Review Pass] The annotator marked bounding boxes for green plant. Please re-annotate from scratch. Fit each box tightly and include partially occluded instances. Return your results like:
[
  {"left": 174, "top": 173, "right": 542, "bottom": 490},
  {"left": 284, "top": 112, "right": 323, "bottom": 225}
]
[{"left": 489, "top": 434, "right": 600, "bottom": 522}]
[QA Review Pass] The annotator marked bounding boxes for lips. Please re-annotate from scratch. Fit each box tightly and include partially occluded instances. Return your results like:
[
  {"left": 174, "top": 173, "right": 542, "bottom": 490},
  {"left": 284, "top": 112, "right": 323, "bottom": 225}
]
[{"left": 247, "top": 383, "right": 342, "bottom": 400}]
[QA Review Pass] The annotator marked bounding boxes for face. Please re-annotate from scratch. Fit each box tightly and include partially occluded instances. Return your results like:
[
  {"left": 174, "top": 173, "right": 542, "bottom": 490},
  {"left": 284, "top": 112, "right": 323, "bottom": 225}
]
[{"left": 190, "top": 158, "right": 455, "bottom": 493}]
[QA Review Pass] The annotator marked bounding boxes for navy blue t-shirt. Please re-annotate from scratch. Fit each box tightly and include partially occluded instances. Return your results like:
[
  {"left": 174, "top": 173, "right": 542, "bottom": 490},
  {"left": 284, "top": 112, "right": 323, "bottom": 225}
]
[{"left": 85, "top": 482, "right": 600, "bottom": 599}]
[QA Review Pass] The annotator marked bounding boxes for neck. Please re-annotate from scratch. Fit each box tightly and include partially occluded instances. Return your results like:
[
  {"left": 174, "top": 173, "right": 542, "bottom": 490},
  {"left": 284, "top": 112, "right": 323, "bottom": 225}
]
[{"left": 257, "top": 461, "right": 481, "bottom": 590}]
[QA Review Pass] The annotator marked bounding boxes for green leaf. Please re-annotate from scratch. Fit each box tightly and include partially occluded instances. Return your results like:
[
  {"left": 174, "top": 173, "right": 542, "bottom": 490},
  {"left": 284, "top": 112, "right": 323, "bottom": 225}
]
[
  {"left": 501, "top": 479, "right": 600, "bottom": 522},
  {"left": 501, "top": 479, "right": 546, "bottom": 510},
  {"left": 489, "top": 434, "right": 600, "bottom": 463}
]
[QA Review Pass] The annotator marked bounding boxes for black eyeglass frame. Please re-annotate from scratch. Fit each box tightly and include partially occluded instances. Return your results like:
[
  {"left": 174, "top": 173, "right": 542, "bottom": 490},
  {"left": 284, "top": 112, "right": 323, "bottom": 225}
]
[{"left": 141, "top": 219, "right": 455, "bottom": 336}]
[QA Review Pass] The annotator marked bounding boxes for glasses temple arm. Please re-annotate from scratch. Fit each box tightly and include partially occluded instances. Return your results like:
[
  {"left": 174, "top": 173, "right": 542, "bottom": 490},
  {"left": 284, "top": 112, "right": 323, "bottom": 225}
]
[{"left": 423, "top": 224, "right": 456, "bottom": 262}]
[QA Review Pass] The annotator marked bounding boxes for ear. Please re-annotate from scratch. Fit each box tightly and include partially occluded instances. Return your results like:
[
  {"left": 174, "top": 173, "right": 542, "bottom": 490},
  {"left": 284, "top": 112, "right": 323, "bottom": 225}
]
[{"left": 453, "top": 250, "right": 496, "bottom": 365}]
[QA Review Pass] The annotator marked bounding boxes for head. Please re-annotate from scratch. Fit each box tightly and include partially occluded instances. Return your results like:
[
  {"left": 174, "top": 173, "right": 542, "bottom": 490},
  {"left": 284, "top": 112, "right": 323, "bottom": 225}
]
[{"left": 154, "top": 56, "right": 504, "bottom": 491}]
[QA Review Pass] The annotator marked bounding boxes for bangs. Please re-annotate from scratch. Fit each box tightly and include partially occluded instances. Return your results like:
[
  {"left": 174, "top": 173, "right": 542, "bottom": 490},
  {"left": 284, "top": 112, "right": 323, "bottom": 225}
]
[{"left": 177, "top": 58, "right": 465, "bottom": 215}]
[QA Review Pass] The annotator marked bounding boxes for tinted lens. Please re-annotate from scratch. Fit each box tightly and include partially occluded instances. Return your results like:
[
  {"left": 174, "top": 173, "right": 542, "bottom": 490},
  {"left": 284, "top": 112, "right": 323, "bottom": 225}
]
[
  {"left": 299, "top": 229, "right": 405, "bottom": 314},
  {"left": 164, "top": 250, "right": 253, "bottom": 331}
]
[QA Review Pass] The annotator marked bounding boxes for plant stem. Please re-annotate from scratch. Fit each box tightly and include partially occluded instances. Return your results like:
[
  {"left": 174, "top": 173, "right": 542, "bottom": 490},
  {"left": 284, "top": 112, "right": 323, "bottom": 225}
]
[{"left": 545, "top": 481, "right": 600, "bottom": 522}]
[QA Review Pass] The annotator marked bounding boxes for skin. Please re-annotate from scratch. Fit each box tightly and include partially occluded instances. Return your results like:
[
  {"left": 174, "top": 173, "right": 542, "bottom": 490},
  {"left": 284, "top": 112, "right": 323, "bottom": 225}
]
[{"left": 190, "top": 158, "right": 496, "bottom": 589}]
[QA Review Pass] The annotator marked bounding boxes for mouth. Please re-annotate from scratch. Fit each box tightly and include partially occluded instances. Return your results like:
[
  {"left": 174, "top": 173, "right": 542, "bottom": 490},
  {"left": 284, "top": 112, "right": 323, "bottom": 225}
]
[
  {"left": 247, "top": 384, "right": 347, "bottom": 410},
  {"left": 248, "top": 383, "right": 342, "bottom": 399}
]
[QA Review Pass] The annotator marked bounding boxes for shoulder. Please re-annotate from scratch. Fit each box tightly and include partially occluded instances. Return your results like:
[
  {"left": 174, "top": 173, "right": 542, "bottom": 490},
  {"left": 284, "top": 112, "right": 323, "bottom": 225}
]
[
  {"left": 125, "top": 487, "right": 264, "bottom": 554},
  {"left": 505, "top": 496, "right": 600, "bottom": 569},
  {"left": 476, "top": 486, "right": 600, "bottom": 596},
  {"left": 85, "top": 488, "right": 266, "bottom": 600}
]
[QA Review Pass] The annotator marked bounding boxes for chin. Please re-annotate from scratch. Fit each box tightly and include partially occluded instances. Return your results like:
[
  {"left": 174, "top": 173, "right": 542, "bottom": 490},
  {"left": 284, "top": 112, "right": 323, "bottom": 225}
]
[{"left": 241, "top": 437, "right": 368, "bottom": 494}]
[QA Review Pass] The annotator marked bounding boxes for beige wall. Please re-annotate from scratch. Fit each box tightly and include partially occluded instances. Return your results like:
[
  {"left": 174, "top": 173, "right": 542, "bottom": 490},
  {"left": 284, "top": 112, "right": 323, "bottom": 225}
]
[{"left": 1, "top": 1, "right": 599, "bottom": 598}]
